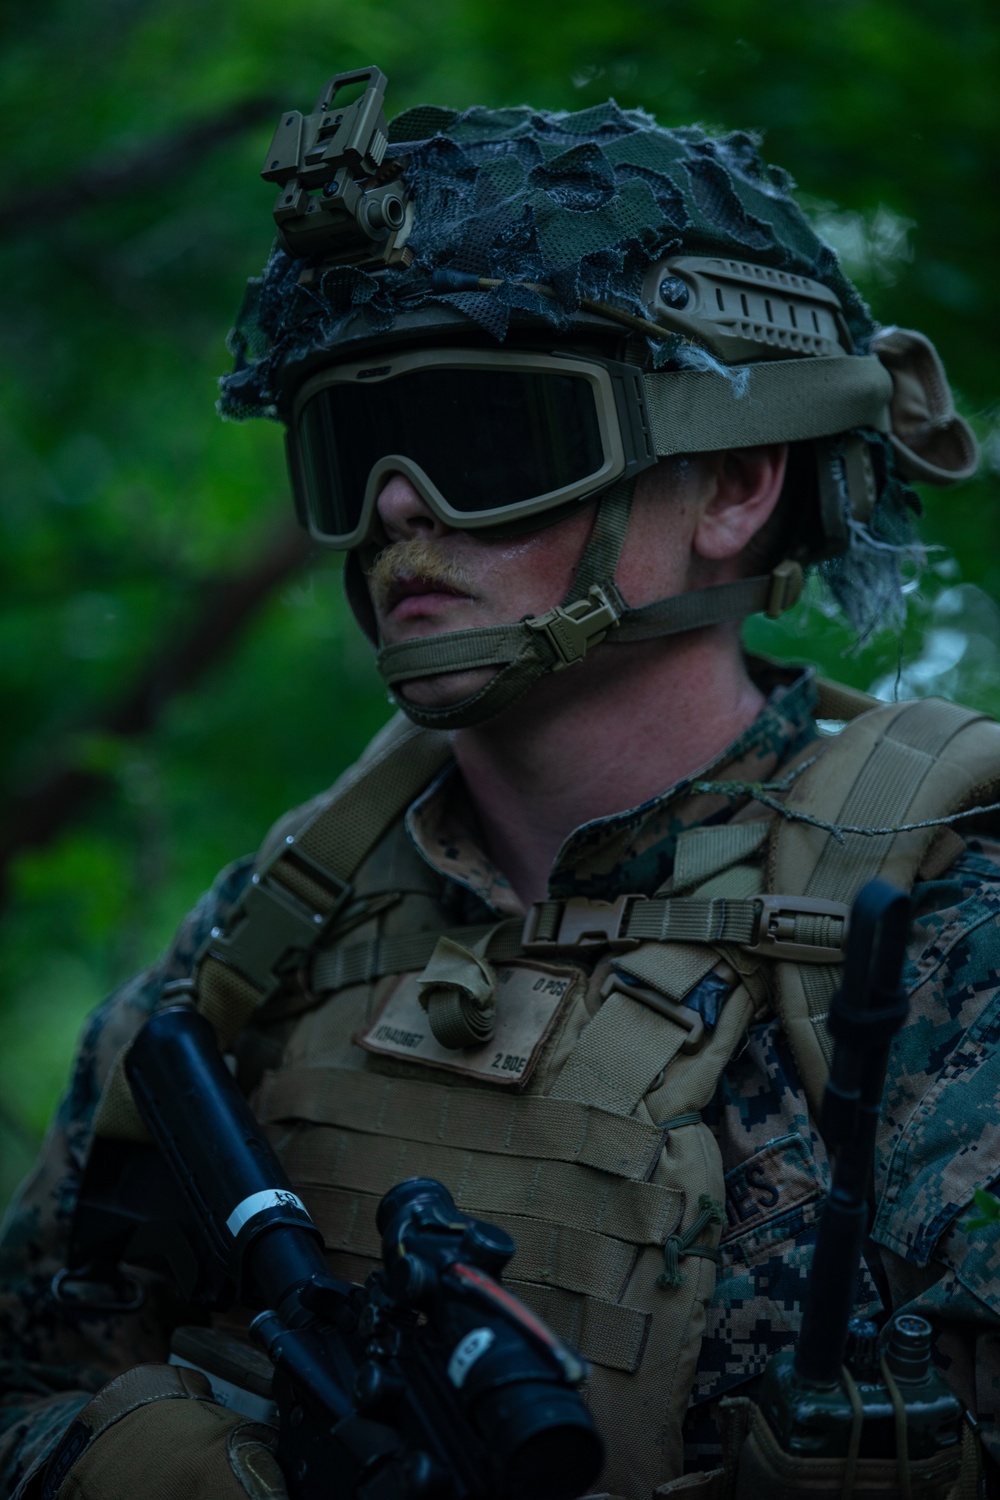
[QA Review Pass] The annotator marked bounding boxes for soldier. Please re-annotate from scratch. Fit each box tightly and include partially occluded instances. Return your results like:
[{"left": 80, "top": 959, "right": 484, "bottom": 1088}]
[{"left": 0, "top": 69, "right": 992, "bottom": 1500}]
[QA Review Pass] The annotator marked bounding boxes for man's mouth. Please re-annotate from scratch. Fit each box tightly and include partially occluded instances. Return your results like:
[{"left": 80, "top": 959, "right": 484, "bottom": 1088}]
[
  {"left": 368, "top": 539, "right": 477, "bottom": 617},
  {"left": 385, "top": 574, "right": 473, "bottom": 613}
]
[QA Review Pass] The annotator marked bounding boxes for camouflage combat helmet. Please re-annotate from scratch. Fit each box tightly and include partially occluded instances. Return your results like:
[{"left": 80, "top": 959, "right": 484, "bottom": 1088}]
[{"left": 221, "top": 68, "right": 978, "bottom": 730}]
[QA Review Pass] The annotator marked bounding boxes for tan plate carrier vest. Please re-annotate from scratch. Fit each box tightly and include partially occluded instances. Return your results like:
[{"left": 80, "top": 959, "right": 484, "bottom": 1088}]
[{"left": 94, "top": 683, "right": 1000, "bottom": 1499}]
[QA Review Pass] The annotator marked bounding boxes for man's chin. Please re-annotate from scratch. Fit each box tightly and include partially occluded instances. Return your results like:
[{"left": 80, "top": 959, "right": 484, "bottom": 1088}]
[{"left": 395, "top": 666, "right": 498, "bottom": 710}]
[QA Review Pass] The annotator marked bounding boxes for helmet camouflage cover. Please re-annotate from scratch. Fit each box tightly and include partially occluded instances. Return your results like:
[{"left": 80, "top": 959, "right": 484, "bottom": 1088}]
[{"left": 221, "top": 72, "right": 977, "bottom": 680}]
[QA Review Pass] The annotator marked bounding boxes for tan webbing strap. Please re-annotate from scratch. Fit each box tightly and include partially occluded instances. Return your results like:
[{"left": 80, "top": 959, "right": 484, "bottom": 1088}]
[
  {"left": 682, "top": 863, "right": 764, "bottom": 901},
  {"left": 316, "top": 1254, "right": 650, "bottom": 1375},
  {"left": 671, "top": 821, "right": 771, "bottom": 893},
  {"left": 510, "top": 1281, "right": 650, "bottom": 1375},
  {"left": 550, "top": 990, "right": 693, "bottom": 1115},
  {"left": 282, "top": 1124, "right": 683, "bottom": 1244},
  {"left": 310, "top": 919, "right": 524, "bottom": 995},
  {"left": 93, "top": 717, "right": 453, "bottom": 1141},
  {"left": 631, "top": 897, "right": 759, "bottom": 944},
  {"left": 293, "top": 718, "right": 452, "bottom": 880},
  {"left": 642, "top": 354, "right": 893, "bottom": 454},
  {"left": 305, "top": 1182, "right": 639, "bottom": 1301},
  {"left": 610, "top": 572, "right": 795, "bottom": 645},
  {"left": 527, "top": 895, "right": 759, "bottom": 949},
  {"left": 614, "top": 943, "right": 720, "bottom": 1003},
  {"left": 771, "top": 697, "right": 1000, "bottom": 1111},
  {"left": 196, "top": 717, "right": 452, "bottom": 1045},
  {"left": 814, "top": 676, "right": 880, "bottom": 722},
  {"left": 254, "top": 1066, "right": 667, "bottom": 1180},
  {"left": 525, "top": 887, "right": 848, "bottom": 970}
]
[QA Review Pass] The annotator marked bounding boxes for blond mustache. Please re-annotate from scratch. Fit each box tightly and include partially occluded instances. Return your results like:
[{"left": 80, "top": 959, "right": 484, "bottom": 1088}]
[{"left": 367, "top": 539, "right": 476, "bottom": 610}]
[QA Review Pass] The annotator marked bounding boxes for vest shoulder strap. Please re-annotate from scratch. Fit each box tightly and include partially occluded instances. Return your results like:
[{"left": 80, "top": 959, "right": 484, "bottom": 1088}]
[
  {"left": 257, "top": 712, "right": 451, "bottom": 876},
  {"left": 92, "top": 716, "right": 452, "bottom": 1142},
  {"left": 198, "top": 713, "right": 453, "bottom": 1046},
  {"left": 770, "top": 694, "right": 1000, "bottom": 1113}
]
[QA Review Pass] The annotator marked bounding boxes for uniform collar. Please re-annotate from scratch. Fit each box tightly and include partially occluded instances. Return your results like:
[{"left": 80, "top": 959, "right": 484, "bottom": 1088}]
[{"left": 405, "top": 660, "right": 819, "bottom": 917}]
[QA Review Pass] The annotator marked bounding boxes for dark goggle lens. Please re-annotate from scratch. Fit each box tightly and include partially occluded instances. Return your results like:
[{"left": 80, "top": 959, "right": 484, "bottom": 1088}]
[{"left": 297, "top": 365, "right": 605, "bottom": 538}]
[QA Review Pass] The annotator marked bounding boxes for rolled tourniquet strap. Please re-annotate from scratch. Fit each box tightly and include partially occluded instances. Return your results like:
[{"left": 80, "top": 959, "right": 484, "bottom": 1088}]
[{"left": 37, "top": 1365, "right": 286, "bottom": 1500}]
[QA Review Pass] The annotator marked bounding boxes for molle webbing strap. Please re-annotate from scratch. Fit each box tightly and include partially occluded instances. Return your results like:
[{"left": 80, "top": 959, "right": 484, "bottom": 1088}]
[
  {"left": 308, "top": 1182, "right": 639, "bottom": 1301},
  {"left": 289, "top": 1243, "right": 646, "bottom": 1373},
  {"left": 631, "top": 897, "right": 757, "bottom": 944},
  {"left": 642, "top": 354, "right": 893, "bottom": 455},
  {"left": 310, "top": 919, "right": 523, "bottom": 995},
  {"left": 281, "top": 1123, "right": 682, "bottom": 1244},
  {"left": 770, "top": 697, "right": 1000, "bottom": 1113},
  {"left": 254, "top": 1066, "right": 667, "bottom": 1180},
  {"left": 509, "top": 1282, "right": 650, "bottom": 1375}
]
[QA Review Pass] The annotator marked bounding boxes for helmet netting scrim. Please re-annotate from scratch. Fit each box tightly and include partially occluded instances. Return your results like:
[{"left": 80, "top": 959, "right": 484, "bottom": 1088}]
[{"left": 220, "top": 97, "right": 920, "bottom": 640}]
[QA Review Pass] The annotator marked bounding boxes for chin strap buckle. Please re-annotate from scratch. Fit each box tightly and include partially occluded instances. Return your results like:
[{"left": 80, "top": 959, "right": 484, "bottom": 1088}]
[{"left": 525, "top": 583, "right": 625, "bottom": 670}]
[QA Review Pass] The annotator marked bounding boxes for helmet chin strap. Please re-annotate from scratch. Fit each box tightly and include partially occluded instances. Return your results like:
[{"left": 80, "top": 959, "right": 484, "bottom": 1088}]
[{"left": 374, "top": 482, "right": 803, "bottom": 732}]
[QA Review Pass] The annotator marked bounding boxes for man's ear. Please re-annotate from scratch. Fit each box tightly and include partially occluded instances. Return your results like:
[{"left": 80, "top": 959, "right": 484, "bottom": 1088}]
[{"left": 692, "top": 445, "right": 788, "bottom": 563}]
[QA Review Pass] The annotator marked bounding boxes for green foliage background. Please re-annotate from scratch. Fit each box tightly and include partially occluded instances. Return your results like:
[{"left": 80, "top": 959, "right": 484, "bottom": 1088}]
[{"left": 1, "top": 0, "right": 998, "bottom": 1212}]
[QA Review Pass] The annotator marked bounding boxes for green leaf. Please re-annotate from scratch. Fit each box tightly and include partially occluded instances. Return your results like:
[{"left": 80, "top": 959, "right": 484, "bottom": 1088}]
[{"left": 961, "top": 1188, "right": 1000, "bottom": 1232}]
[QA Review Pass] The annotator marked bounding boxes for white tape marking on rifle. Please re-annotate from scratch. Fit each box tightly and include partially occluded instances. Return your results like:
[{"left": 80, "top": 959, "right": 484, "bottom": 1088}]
[
  {"left": 226, "top": 1189, "right": 309, "bottom": 1237},
  {"left": 448, "top": 1327, "right": 495, "bottom": 1388}
]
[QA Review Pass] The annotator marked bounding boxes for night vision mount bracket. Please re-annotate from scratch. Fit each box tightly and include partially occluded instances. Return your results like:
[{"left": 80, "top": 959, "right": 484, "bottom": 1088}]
[{"left": 262, "top": 67, "right": 414, "bottom": 270}]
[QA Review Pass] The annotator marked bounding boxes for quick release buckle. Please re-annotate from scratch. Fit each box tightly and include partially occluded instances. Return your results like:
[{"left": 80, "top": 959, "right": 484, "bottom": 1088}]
[
  {"left": 522, "top": 895, "right": 646, "bottom": 955},
  {"left": 198, "top": 837, "right": 353, "bottom": 1000},
  {"left": 745, "top": 895, "right": 850, "bottom": 964},
  {"left": 525, "top": 583, "right": 624, "bottom": 670}
]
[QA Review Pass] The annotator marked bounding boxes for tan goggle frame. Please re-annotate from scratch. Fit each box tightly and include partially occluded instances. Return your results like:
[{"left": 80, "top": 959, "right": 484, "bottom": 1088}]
[{"left": 288, "top": 347, "right": 654, "bottom": 549}]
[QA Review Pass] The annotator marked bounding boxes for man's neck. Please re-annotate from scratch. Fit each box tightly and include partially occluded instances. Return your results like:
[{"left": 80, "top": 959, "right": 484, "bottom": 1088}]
[{"left": 451, "top": 629, "right": 765, "bottom": 907}]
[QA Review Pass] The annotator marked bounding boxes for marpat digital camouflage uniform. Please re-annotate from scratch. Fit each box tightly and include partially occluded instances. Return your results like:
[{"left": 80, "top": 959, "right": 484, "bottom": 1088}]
[{"left": 3, "top": 664, "right": 1000, "bottom": 1498}]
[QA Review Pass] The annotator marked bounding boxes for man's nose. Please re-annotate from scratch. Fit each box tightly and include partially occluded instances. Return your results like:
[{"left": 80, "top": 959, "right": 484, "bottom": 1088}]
[{"left": 376, "top": 473, "right": 451, "bottom": 542}]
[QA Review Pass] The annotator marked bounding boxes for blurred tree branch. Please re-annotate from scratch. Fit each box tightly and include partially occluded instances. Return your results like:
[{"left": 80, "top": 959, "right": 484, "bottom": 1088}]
[
  {"left": 0, "top": 519, "right": 314, "bottom": 896},
  {"left": 0, "top": 94, "right": 281, "bottom": 238}
]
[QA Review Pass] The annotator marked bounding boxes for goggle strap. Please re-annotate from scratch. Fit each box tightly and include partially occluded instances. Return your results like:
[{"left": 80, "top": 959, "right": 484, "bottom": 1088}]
[{"left": 643, "top": 355, "right": 894, "bottom": 455}]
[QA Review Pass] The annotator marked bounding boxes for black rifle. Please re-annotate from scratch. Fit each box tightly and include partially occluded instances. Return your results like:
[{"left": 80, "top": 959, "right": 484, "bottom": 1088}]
[{"left": 64, "top": 1005, "right": 603, "bottom": 1500}]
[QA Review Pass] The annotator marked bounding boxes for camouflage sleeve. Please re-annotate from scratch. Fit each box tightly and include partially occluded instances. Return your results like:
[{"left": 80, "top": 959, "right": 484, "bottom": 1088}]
[
  {"left": 873, "top": 835, "right": 1000, "bottom": 1466},
  {"left": 0, "top": 857, "right": 254, "bottom": 1499}
]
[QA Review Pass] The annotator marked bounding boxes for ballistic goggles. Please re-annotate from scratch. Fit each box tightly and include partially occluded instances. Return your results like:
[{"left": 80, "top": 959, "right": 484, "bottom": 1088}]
[{"left": 286, "top": 344, "right": 898, "bottom": 550}]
